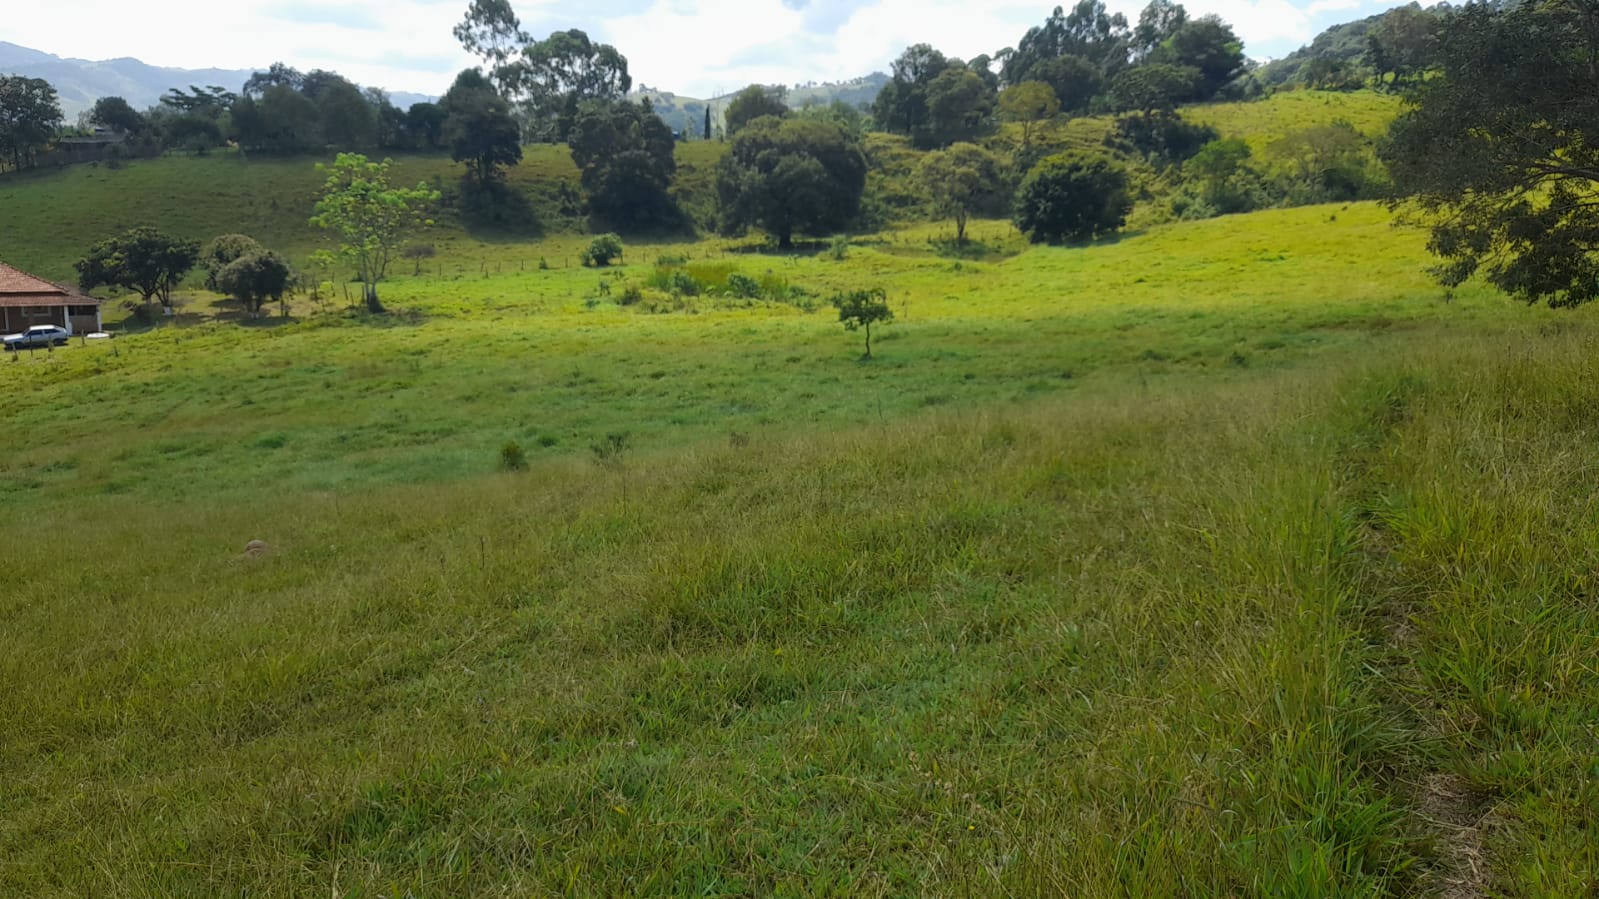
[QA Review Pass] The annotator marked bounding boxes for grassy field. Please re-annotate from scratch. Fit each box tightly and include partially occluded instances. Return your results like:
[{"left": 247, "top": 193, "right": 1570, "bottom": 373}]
[{"left": 6, "top": 89, "right": 1596, "bottom": 894}]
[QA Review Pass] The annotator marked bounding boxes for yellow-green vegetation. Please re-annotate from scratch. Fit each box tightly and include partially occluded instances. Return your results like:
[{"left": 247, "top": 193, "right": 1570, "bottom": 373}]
[
  {"left": 4, "top": 83, "right": 1596, "bottom": 892},
  {"left": 1186, "top": 89, "right": 1404, "bottom": 154},
  {"left": 6, "top": 189, "right": 1599, "bottom": 893}
]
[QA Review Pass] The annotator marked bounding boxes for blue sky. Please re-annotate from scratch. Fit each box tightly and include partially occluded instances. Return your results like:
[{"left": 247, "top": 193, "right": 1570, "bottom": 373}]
[{"left": 16, "top": 0, "right": 1410, "bottom": 98}]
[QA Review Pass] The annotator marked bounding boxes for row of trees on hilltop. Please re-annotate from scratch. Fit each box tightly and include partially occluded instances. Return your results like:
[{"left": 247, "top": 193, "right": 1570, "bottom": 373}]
[
  {"left": 1261, "top": 2, "right": 1448, "bottom": 91},
  {"left": 867, "top": 0, "right": 1246, "bottom": 152},
  {"left": 86, "top": 68, "right": 455, "bottom": 158}
]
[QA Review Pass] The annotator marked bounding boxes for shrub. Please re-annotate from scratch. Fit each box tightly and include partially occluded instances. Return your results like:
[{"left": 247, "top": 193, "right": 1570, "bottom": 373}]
[
  {"left": 1014, "top": 155, "right": 1132, "bottom": 245},
  {"left": 669, "top": 270, "right": 700, "bottom": 296},
  {"left": 582, "top": 233, "right": 624, "bottom": 267},
  {"left": 499, "top": 440, "right": 528, "bottom": 471},
  {"left": 619, "top": 283, "right": 644, "bottom": 305},
  {"left": 828, "top": 236, "right": 851, "bottom": 260},
  {"left": 726, "top": 273, "right": 761, "bottom": 299}
]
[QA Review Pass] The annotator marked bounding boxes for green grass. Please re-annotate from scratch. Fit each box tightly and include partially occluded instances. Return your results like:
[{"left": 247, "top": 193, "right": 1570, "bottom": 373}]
[
  {"left": 1186, "top": 89, "right": 1404, "bottom": 154},
  {"left": 5, "top": 94, "right": 1599, "bottom": 893},
  {"left": 0, "top": 142, "right": 728, "bottom": 282},
  {"left": 0, "top": 203, "right": 1497, "bottom": 510}
]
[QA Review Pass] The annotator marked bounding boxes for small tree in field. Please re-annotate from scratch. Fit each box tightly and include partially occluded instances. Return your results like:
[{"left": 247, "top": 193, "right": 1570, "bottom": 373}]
[
  {"left": 76, "top": 227, "right": 200, "bottom": 313},
  {"left": 832, "top": 288, "right": 893, "bottom": 359},
  {"left": 310, "top": 153, "right": 439, "bottom": 313},
  {"left": 918, "top": 143, "right": 1008, "bottom": 244},
  {"left": 202, "top": 234, "right": 265, "bottom": 290},
  {"left": 582, "top": 233, "right": 624, "bottom": 267},
  {"left": 217, "top": 250, "right": 294, "bottom": 318},
  {"left": 403, "top": 243, "right": 437, "bottom": 275}
]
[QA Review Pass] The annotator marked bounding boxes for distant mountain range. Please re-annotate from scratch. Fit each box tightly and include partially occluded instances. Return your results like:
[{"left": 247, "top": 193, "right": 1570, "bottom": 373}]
[{"left": 0, "top": 42, "right": 434, "bottom": 120}]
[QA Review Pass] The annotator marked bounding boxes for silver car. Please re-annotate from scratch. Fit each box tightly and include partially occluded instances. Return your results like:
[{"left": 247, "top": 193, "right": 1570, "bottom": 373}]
[{"left": 2, "top": 325, "right": 71, "bottom": 350}]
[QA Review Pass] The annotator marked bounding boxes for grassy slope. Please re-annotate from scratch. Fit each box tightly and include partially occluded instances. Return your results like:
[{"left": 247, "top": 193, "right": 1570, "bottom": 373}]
[
  {"left": 0, "top": 141, "right": 729, "bottom": 282},
  {"left": 0, "top": 203, "right": 1490, "bottom": 509},
  {"left": 6, "top": 90, "right": 1597, "bottom": 894}
]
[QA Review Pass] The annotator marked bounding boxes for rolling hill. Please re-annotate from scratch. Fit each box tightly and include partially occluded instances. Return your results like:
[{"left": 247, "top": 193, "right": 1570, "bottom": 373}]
[{"left": 0, "top": 42, "right": 434, "bottom": 119}]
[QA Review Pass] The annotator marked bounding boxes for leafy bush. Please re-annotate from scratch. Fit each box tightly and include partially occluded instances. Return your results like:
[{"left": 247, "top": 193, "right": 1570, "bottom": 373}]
[
  {"left": 499, "top": 441, "right": 528, "bottom": 471},
  {"left": 619, "top": 283, "right": 644, "bottom": 305},
  {"left": 726, "top": 273, "right": 761, "bottom": 299},
  {"left": 669, "top": 270, "right": 700, "bottom": 296},
  {"left": 582, "top": 233, "right": 624, "bottom": 267},
  {"left": 1014, "top": 155, "right": 1132, "bottom": 244}
]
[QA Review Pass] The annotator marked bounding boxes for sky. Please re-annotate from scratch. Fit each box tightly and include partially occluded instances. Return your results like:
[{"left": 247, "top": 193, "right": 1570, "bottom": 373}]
[{"left": 11, "top": 0, "right": 1410, "bottom": 99}]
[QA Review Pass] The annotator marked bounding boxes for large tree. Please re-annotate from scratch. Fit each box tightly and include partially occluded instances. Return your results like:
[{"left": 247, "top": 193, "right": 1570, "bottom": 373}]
[
  {"left": 725, "top": 85, "right": 789, "bottom": 136},
  {"left": 217, "top": 250, "right": 295, "bottom": 317},
  {"left": 1002, "top": 1, "right": 1132, "bottom": 85},
  {"left": 999, "top": 81, "right": 1061, "bottom": 150},
  {"left": 232, "top": 85, "right": 322, "bottom": 153},
  {"left": 441, "top": 69, "right": 523, "bottom": 188},
  {"left": 1382, "top": 0, "right": 1599, "bottom": 307},
  {"left": 918, "top": 143, "right": 1009, "bottom": 243},
  {"left": 1367, "top": 4, "right": 1439, "bottom": 91},
  {"left": 310, "top": 154, "right": 439, "bottom": 313},
  {"left": 872, "top": 44, "right": 954, "bottom": 142},
  {"left": 0, "top": 76, "right": 62, "bottom": 172},
  {"left": 76, "top": 228, "right": 201, "bottom": 313},
  {"left": 316, "top": 76, "right": 379, "bottom": 149},
  {"left": 1029, "top": 54, "right": 1102, "bottom": 115},
  {"left": 1152, "top": 15, "right": 1246, "bottom": 100},
  {"left": 454, "top": 7, "right": 631, "bottom": 143},
  {"left": 717, "top": 117, "right": 867, "bottom": 249},
  {"left": 568, "top": 99, "right": 678, "bottom": 230},
  {"left": 1013, "top": 154, "right": 1131, "bottom": 244},
  {"left": 89, "top": 97, "right": 145, "bottom": 135},
  {"left": 452, "top": 0, "right": 529, "bottom": 92},
  {"left": 924, "top": 67, "right": 997, "bottom": 148}
]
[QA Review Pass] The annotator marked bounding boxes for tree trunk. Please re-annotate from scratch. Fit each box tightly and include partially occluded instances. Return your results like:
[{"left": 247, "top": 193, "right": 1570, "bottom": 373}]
[
  {"left": 363, "top": 282, "right": 385, "bottom": 314},
  {"left": 778, "top": 230, "right": 794, "bottom": 250},
  {"left": 956, "top": 210, "right": 968, "bottom": 244},
  {"left": 863, "top": 322, "right": 872, "bottom": 359}
]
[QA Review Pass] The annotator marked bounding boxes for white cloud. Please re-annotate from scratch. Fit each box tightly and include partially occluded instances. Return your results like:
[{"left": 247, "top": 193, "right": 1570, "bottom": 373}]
[
  {"left": 10, "top": 0, "right": 478, "bottom": 94},
  {"left": 12, "top": 0, "right": 1403, "bottom": 99}
]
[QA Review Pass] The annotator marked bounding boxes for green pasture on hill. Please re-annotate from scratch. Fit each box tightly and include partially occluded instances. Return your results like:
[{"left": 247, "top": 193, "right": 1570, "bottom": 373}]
[
  {"left": 0, "top": 203, "right": 1497, "bottom": 510},
  {"left": 8, "top": 89, "right": 1599, "bottom": 894}
]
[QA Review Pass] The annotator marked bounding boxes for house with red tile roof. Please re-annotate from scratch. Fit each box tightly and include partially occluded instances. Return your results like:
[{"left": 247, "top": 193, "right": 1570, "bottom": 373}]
[{"left": 0, "top": 262, "right": 102, "bottom": 335}]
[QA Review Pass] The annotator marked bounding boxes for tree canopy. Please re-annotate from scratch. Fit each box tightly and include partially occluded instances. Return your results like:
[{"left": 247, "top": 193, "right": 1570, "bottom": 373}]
[
  {"left": 454, "top": 7, "right": 632, "bottom": 142},
  {"left": 873, "top": 45, "right": 997, "bottom": 149},
  {"left": 568, "top": 100, "right": 678, "bottom": 231},
  {"left": 441, "top": 68, "right": 523, "bottom": 188},
  {"left": 999, "top": 81, "right": 1061, "bottom": 149},
  {"left": 310, "top": 154, "right": 439, "bottom": 312},
  {"left": 217, "top": 250, "right": 295, "bottom": 317},
  {"left": 725, "top": 85, "right": 789, "bottom": 136},
  {"left": 76, "top": 228, "right": 201, "bottom": 312},
  {"left": 1013, "top": 154, "right": 1132, "bottom": 244},
  {"left": 0, "top": 76, "right": 62, "bottom": 173},
  {"left": 717, "top": 117, "right": 867, "bottom": 248},
  {"left": 918, "top": 143, "right": 1009, "bottom": 243},
  {"left": 1382, "top": 0, "right": 1599, "bottom": 307}
]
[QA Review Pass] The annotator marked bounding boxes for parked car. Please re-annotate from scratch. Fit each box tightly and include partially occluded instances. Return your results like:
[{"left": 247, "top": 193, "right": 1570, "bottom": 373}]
[{"left": 3, "top": 325, "right": 71, "bottom": 350}]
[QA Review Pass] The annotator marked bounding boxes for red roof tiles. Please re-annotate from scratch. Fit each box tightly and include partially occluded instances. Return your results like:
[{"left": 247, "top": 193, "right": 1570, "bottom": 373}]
[{"left": 0, "top": 262, "right": 100, "bottom": 308}]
